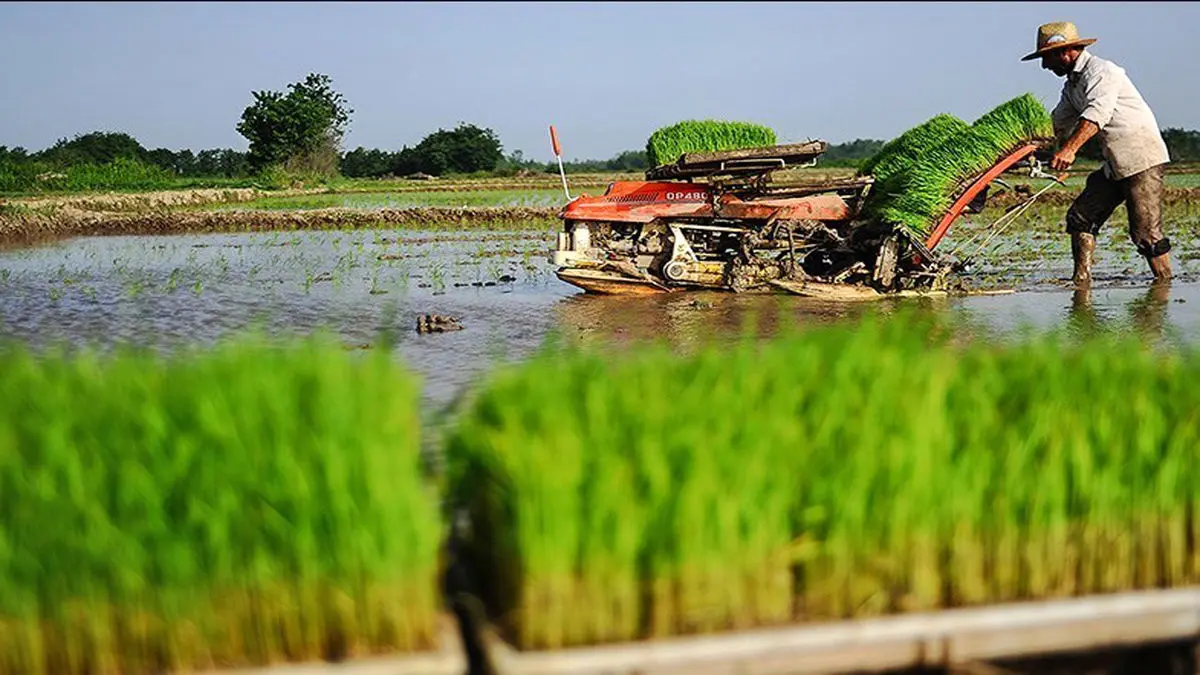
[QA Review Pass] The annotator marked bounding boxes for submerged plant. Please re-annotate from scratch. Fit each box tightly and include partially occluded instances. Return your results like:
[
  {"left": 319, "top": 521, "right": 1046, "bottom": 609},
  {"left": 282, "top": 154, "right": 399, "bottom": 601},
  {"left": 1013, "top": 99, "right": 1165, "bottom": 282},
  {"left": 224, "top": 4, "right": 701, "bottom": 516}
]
[
  {"left": 164, "top": 267, "right": 184, "bottom": 293},
  {"left": 125, "top": 275, "right": 147, "bottom": 299}
]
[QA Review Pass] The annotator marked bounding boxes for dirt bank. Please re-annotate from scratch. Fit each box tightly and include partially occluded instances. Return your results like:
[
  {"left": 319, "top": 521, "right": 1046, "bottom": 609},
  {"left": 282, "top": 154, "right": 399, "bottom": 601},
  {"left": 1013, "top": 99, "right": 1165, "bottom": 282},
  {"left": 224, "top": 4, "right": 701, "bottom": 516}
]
[
  {"left": 5, "top": 187, "right": 327, "bottom": 213},
  {"left": 333, "top": 177, "right": 629, "bottom": 194},
  {"left": 0, "top": 206, "right": 560, "bottom": 248},
  {"left": 0, "top": 180, "right": 613, "bottom": 212},
  {"left": 990, "top": 186, "right": 1200, "bottom": 208}
]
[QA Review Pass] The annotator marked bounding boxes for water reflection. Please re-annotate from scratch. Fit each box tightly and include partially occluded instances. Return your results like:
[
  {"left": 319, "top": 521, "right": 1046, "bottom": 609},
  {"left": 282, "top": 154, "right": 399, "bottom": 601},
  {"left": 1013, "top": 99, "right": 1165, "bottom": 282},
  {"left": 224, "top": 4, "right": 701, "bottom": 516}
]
[
  {"left": 552, "top": 290, "right": 893, "bottom": 350},
  {"left": 1128, "top": 281, "right": 1172, "bottom": 338},
  {"left": 1067, "top": 281, "right": 1174, "bottom": 343}
]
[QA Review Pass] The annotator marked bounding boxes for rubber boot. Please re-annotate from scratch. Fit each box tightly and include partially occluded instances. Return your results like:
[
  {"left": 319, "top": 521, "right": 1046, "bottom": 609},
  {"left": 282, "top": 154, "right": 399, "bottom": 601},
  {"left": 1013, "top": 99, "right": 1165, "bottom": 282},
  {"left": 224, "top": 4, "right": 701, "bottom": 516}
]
[
  {"left": 1148, "top": 251, "right": 1173, "bottom": 281},
  {"left": 1071, "top": 232, "right": 1096, "bottom": 286}
]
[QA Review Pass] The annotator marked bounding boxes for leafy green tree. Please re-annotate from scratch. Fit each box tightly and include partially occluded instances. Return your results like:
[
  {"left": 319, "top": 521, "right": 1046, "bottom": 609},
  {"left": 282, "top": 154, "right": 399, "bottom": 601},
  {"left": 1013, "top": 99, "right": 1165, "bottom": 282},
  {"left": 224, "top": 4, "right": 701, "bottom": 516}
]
[
  {"left": 404, "top": 123, "right": 504, "bottom": 176},
  {"left": 38, "top": 131, "right": 147, "bottom": 167},
  {"left": 144, "top": 148, "right": 180, "bottom": 174},
  {"left": 547, "top": 150, "right": 648, "bottom": 174},
  {"left": 823, "top": 138, "right": 885, "bottom": 163},
  {"left": 236, "top": 73, "right": 353, "bottom": 174},
  {"left": 1163, "top": 128, "right": 1200, "bottom": 162},
  {"left": 341, "top": 147, "right": 397, "bottom": 178},
  {"left": 172, "top": 149, "right": 197, "bottom": 176},
  {"left": 184, "top": 149, "right": 249, "bottom": 177},
  {"left": 194, "top": 149, "right": 223, "bottom": 176},
  {"left": 217, "top": 149, "right": 250, "bottom": 177},
  {"left": 391, "top": 146, "right": 421, "bottom": 176},
  {"left": 605, "top": 150, "right": 648, "bottom": 171},
  {"left": 0, "top": 146, "right": 29, "bottom": 163}
]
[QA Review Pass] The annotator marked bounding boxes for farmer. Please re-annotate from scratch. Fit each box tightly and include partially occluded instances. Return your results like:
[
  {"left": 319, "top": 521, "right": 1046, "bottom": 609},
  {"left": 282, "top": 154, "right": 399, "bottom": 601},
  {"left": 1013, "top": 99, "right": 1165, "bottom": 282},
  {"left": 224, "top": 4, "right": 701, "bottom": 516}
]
[{"left": 1022, "top": 21, "right": 1172, "bottom": 285}]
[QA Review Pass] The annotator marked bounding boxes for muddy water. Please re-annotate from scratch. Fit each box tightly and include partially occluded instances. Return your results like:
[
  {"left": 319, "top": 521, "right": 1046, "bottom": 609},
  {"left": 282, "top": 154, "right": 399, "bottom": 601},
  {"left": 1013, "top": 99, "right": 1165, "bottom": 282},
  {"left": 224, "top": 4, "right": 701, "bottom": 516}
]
[{"left": 1, "top": 226, "right": 1199, "bottom": 412}]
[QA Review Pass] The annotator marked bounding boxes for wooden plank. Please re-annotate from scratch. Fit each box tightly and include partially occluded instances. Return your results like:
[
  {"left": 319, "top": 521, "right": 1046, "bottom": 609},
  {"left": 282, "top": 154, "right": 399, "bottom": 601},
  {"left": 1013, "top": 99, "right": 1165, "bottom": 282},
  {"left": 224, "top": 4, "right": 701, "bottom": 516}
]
[
  {"left": 646, "top": 142, "right": 829, "bottom": 180},
  {"left": 757, "top": 176, "right": 874, "bottom": 192},
  {"left": 674, "top": 141, "right": 828, "bottom": 166},
  {"left": 769, "top": 279, "right": 885, "bottom": 301},
  {"left": 480, "top": 588, "right": 1200, "bottom": 675}
]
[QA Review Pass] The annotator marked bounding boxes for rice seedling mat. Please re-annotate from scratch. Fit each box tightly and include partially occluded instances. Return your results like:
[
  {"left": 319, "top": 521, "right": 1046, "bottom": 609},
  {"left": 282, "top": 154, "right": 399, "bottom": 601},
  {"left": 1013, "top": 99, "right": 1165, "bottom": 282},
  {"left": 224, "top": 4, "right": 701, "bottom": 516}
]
[{"left": 188, "top": 614, "right": 465, "bottom": 675}]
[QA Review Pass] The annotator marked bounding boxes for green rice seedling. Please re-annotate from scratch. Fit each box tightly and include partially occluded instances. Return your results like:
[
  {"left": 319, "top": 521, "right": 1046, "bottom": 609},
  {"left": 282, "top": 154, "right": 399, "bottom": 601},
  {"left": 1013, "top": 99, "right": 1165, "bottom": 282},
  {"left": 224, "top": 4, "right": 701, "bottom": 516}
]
[
  {"left": 865, "top": 94, "right": 1054, "bottom": 238},
  {"left": 857, "top": 113, "right": 970, "bottom": 183},
  {"left": 445, "top": 309, "right": 1200, "bottom": 649},
  {"left": 646, "top": 120, "right": 777, "bottom": 167},
  {"left": 972, "top": 93, "right": 1055, "bottom": 142},
  {"left": 445, "top": 340, "right": 797, "bottom": 649},
  {"left": 0, "top": 333, "right": 443, "bottom": 675}
]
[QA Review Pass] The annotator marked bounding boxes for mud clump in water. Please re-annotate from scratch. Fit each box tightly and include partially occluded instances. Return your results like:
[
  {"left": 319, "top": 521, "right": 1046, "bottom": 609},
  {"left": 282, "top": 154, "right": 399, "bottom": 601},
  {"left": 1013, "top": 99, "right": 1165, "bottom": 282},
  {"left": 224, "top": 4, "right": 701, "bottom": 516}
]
[{"left": 416, "top": 314, "right": 464, "bottom": 334}]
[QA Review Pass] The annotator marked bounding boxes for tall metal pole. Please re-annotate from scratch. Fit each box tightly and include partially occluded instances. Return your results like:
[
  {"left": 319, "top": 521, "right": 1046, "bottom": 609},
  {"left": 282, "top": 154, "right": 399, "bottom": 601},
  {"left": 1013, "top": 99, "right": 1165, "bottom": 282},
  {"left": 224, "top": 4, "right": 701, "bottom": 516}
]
[{"left": 549, "top": 125, "right": 571, "bottom": 201}]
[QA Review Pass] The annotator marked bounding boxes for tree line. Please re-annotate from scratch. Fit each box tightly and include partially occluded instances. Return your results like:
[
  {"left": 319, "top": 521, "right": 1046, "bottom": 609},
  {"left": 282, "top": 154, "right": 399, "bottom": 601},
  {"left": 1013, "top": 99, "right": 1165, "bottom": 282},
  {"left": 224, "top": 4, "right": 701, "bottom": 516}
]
[
  {"left": 3, "top": 69, "right": 1198, "bottom": 191},
  {"left": 0, "top": 130, "right": 653, "bottom": 183},
  {"left": 0, "top": 134, "right": 250, "bottom": 178}
]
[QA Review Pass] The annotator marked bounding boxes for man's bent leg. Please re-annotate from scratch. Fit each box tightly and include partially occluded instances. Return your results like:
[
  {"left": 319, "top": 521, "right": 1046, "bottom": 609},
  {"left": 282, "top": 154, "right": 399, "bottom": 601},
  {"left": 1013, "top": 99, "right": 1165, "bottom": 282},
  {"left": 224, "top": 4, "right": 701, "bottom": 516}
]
[
  {"left": 1123, "top": 164, "right": 1171, "bottom": 280},
  {"left": 1065, "top": 169, "right": 1123, "bottom": 286},
  {"left": 1071, "top": 231, "right": 1096, "bottom": 285}
]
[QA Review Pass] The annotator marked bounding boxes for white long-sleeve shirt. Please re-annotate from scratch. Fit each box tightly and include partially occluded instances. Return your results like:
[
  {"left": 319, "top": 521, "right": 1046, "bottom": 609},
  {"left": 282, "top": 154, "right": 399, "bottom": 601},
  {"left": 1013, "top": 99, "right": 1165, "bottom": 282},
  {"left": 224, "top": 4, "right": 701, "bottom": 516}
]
[{"left": 1051, "top": 50, "right": 1170, "bottom": 180}]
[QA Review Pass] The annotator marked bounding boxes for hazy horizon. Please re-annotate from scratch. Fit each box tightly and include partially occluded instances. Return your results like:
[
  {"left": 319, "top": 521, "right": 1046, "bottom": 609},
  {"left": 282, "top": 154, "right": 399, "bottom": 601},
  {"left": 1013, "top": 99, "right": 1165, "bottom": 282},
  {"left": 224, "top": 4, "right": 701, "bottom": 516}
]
[{"left": 2, "top": 2, "right": 1197, "bottom": 162}]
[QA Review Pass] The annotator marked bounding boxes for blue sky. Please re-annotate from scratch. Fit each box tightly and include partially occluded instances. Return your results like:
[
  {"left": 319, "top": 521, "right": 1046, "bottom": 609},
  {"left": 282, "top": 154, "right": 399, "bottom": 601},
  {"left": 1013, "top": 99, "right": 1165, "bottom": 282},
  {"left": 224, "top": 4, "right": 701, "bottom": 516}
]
[{"left": 1, "top": 2, "right": 1196, "bottom": 162}]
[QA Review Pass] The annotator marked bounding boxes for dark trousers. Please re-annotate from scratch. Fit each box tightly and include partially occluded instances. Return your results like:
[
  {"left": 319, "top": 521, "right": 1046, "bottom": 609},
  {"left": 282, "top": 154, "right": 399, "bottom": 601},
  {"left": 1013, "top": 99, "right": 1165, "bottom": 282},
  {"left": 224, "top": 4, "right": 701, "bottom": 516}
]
[{"left": 1065, "top": 163, "right": 1171, "bottom": 257}]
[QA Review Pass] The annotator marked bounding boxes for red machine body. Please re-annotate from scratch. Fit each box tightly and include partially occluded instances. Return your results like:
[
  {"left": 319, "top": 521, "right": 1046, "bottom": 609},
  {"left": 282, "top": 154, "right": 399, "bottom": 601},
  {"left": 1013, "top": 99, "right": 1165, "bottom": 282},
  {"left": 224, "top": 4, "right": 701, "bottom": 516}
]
[
  {"left": 549, "top": 140, "right": 1046, "bottom": 297},
  {"left": 562, "top": 180, "right": 857, "bottom": 225}
]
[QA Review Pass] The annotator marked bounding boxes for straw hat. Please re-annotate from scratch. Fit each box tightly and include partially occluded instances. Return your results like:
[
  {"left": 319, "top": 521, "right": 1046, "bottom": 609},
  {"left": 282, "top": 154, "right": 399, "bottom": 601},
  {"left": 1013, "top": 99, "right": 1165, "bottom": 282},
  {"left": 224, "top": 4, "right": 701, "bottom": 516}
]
[{"left": 1021, "top": 22, "right": 1097, "bottom": 61}]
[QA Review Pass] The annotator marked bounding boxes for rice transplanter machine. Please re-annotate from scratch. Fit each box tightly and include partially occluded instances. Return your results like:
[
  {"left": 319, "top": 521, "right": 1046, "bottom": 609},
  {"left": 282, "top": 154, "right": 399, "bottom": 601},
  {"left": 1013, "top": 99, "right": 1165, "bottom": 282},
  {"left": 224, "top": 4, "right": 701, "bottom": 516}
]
[{"left": 548, "top": 135, "right": 1057, "bottom": 299}]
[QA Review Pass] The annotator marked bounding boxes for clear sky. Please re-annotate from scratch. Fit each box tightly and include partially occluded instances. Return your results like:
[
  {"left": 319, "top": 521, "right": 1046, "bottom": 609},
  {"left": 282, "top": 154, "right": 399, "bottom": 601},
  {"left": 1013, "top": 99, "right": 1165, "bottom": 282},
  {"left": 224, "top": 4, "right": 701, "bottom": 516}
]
[{"left": 1, "top": 2, "right": 1196, "bottom": 162}]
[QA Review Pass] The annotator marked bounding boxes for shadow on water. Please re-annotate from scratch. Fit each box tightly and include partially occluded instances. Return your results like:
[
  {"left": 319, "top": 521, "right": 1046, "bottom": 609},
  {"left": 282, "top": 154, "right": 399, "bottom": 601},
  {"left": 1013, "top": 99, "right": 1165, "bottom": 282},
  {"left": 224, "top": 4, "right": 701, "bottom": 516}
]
[
  {"left": 552, "top": 290, "right": 864, "bottom": 349},
  {"left": 549, "top": 288, "right": 980, "bottom": 351}
]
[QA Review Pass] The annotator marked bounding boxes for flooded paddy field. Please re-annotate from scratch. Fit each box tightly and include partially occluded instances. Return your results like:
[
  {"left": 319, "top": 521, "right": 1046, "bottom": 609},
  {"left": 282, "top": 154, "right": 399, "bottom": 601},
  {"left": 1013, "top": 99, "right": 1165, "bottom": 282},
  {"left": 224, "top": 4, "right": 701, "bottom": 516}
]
[
  {"left": 3, "top": 205, "right": 1200, "bottom": 413},
  {"left": 3, "top": 175, "right": 1199, "bottom": 414}
]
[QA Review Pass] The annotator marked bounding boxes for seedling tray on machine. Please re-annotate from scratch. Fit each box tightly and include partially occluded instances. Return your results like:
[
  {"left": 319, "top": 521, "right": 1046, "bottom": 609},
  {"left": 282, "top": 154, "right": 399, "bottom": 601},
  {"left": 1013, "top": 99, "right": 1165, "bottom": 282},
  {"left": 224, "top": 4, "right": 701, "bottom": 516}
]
[
  {"left": 920, "top": 140, "right": 1050, "bottom": 253},
  {"left": 645, "top": 141, "right": 829, "bottom": 181}
]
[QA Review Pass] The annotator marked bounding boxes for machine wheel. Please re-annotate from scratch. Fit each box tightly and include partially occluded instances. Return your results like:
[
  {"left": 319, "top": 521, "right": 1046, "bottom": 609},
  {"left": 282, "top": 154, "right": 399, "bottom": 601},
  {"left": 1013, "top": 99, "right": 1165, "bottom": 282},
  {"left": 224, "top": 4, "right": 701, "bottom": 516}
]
[
  {"left": 873, "top": 234, "right": 899, "bottom": 289},
  {"left": 802, "top": 248, "right": 857, "bottom": 279}
]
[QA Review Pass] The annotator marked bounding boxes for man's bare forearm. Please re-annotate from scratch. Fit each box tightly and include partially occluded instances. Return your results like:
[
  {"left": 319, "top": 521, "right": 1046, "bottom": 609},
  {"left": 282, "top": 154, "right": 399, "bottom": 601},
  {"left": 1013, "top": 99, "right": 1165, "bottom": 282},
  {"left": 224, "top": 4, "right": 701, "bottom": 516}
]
[
  {"left": 1051, "top": 120, "right": 1100, "bottom": 170},
  {"left": 1062, "top": 119, "right": 1100, "bottom": 154}
]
